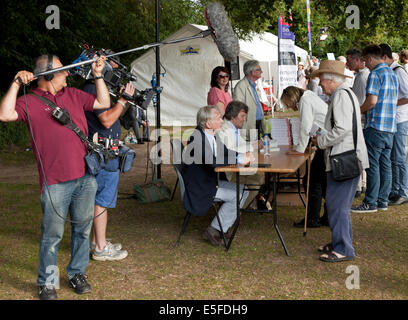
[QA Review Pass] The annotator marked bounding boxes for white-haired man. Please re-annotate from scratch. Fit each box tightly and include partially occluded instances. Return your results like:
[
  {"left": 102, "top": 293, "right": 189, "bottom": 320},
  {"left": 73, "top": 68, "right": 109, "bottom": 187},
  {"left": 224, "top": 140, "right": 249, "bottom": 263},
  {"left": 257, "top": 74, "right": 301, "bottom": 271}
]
[
  {"left": 233, "top": 60, "right": 264, "bottom": 140},
  {"left": 181, "top": 106, "right": 252, "bottom": 246}
]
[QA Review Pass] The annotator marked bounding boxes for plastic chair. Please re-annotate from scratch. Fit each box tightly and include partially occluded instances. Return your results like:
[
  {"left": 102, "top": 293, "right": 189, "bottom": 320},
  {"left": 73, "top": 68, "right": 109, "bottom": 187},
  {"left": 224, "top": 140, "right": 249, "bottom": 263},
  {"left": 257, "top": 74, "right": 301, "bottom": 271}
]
[{"left": 170, "top": 139, "right": 184, "bottom": 200}]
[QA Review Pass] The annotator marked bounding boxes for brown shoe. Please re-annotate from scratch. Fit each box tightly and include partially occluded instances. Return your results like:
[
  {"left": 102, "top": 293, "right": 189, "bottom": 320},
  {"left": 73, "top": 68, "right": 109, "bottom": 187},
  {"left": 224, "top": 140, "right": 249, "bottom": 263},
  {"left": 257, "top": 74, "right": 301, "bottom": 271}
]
[{"left": 203, "top": 227, "right": 222, "bottom": 246}]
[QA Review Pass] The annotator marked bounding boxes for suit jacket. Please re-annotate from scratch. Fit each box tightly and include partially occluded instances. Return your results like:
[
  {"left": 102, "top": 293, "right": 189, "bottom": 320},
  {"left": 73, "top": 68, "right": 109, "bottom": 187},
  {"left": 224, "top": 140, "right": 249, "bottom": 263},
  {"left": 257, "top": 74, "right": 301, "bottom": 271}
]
[
  {"left": 181, "top": 127, "right": 237, "bottom": 216},
  {"left": 233, "top": 77, "right": 260, "bottom": 139}
]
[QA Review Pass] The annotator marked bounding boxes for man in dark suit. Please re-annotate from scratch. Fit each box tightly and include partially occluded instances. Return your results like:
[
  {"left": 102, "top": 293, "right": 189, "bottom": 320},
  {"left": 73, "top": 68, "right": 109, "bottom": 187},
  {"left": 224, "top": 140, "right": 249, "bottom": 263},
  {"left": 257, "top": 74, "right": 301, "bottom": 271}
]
[{"left": 181, "top": 105, "right": 253, "bottom": 246}]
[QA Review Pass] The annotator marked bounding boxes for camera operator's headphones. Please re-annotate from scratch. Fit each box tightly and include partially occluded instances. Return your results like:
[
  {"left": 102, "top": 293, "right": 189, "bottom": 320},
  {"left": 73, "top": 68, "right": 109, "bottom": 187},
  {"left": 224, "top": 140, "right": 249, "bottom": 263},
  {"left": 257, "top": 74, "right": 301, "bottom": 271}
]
[{"left": 44, "top": 54, "right": 54, "bottom": 81}]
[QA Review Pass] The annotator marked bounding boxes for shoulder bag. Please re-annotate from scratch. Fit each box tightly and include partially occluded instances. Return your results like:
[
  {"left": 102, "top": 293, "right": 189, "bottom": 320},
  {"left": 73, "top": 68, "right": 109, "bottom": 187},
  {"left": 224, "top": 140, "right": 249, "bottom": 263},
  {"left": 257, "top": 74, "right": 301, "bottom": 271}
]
[{"left": 329, "top": 89, "right": 361, "bottom": 182}]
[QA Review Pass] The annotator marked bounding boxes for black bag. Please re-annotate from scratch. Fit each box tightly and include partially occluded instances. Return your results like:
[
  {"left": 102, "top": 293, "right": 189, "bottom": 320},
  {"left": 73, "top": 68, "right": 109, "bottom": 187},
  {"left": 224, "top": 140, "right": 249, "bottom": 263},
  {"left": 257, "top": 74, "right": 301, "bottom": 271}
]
[{"left": 329, "top": 89, "right": 361, "bottom": 182}]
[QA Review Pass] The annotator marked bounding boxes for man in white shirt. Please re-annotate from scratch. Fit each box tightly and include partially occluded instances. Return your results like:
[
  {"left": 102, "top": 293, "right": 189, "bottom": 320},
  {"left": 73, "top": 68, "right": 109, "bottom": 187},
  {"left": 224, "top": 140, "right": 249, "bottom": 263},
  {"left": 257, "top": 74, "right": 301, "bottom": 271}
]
[
  {"left": 380, "top": 44, "right": 408, "bottom": 205},
  {"left": 400, "top": 49, "right": 408, "bottom": 73},
  {"left": 182, "top": 106, "right": 252, "bottom": 246}
]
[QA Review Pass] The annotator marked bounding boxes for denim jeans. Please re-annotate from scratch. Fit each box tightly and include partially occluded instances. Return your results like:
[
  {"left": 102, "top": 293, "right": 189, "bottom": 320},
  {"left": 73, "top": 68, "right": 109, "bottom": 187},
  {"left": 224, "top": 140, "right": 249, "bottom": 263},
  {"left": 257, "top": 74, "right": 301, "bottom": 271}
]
[
  {"left": 37, "top": 174, "right": 97, "bottom": 286},
  {"left": 390, "top": 121, "right": 408, "bottom": 198},
  {"left": 326, "top": 173, "right": 360, "bottom": 257},
  {"left": 363, "top": 127, "right": 394, "bottom": 207}
]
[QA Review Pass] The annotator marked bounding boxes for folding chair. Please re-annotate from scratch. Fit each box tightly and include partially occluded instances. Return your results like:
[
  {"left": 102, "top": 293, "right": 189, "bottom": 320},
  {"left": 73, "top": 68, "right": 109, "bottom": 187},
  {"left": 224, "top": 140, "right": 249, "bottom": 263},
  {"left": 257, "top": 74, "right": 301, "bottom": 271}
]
[{"left": 170, "top": 139, "right": 229, "bottom": 250}]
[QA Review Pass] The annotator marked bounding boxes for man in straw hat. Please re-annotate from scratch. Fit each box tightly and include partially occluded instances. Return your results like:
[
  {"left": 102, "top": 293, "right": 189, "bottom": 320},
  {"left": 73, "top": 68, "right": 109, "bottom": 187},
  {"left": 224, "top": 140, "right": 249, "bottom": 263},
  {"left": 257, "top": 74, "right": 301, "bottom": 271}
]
[
  {"left": 351, "top": 44, "right": 398, "bottom": 213},
  {"left": 310, "top": 60, "right": 369, "bottom": 262}
]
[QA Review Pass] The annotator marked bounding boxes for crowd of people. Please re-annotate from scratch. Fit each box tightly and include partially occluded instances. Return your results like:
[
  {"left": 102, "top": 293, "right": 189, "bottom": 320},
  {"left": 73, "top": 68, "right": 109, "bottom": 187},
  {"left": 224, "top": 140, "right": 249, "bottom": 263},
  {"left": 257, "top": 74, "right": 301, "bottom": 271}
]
[
  {"left": 282, "top": 44, "right": 407, "bottom": 261},
  {"left": 1, "top": 42, "right": 407, "bottom": 299}
]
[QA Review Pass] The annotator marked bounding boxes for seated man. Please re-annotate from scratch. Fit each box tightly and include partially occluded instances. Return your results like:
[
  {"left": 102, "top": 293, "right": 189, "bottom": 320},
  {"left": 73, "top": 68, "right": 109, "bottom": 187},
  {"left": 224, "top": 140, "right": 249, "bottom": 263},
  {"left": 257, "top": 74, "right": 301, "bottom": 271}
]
[
  {"left": 217, "top": 100, "right": 264, "bottom": 208},
  {"left": 181, "top": 105, "right": 252, "bottom": 246}
]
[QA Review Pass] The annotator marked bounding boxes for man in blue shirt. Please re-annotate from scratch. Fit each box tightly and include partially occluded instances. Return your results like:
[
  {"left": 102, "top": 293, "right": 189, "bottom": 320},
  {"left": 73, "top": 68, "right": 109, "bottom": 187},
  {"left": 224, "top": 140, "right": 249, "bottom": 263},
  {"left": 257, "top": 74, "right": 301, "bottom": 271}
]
[
  {"left": 351, "top": 44, "right": 398, "bottom": 213},
  {"left": 380, "top": 43, "right": 408, "bottom": 206},
  {"left": 83, "top": 55, "right": 134, "bottom": 261}
]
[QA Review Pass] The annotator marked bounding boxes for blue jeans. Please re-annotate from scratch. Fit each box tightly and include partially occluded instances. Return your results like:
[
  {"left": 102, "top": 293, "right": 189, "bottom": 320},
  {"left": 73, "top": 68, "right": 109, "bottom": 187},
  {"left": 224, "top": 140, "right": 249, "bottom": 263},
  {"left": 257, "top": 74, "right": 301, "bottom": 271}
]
[
  {"left": 390, "top": 121, "right": 408, "bottom": 198},
  {"left": 363, "top": 127, "right": 394, "bottom": 207},
  {"left": 38, "top": 174, "right": 97, "bottom": 286},
  {"left": 326, "top": 172, "right": 360, "bottom": 257}
]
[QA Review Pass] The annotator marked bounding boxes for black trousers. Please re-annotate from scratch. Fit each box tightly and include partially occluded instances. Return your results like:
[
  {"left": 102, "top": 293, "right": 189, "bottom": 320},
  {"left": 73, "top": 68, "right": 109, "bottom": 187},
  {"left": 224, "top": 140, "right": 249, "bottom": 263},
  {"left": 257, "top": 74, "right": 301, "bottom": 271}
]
[
  {"left": 304, "top": 148, "right": 327, "bottom": 221},
  {"left": 131, "top": 121, "right": 150, "bottom": 141},
  {"left": 256, "top": 120, "right": 264, "bottom": 138}
]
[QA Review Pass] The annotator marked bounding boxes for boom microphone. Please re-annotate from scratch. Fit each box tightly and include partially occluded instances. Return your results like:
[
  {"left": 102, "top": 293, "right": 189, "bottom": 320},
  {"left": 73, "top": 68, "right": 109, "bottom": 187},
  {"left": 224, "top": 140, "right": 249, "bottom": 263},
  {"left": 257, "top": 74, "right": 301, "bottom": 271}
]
[{"left": 205, "top": 2, "right": 239, "bottom": 63}]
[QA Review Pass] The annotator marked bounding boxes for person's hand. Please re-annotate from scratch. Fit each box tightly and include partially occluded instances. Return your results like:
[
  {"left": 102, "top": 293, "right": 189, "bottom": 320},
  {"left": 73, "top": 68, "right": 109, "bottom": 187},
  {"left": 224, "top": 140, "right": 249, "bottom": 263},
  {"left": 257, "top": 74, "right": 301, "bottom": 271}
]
[
  {"left": 120, "top": 82, "right": 135, "bottom": 101},
  {"left": 91, "top": 55, "right": 107, "bottom": 77},
  {"left": 258, "top": 140, "right": 264, "bottom": 149},
  {"left": 13, "top": 71, "right": 35, "bottom": 86},
  {"left": 241, "top": 152, "right": 255, "bottom": 165}
]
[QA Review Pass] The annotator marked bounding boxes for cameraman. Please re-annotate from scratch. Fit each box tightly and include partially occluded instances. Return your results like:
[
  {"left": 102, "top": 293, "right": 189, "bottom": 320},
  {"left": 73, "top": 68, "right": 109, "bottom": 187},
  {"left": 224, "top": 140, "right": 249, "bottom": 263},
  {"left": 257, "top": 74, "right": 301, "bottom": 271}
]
[
  {"left": 83, "top": 53, "right": 133, "bottom": 262},
  {"left": 0, "top": 54, "right": 110, "bottom": 300}
]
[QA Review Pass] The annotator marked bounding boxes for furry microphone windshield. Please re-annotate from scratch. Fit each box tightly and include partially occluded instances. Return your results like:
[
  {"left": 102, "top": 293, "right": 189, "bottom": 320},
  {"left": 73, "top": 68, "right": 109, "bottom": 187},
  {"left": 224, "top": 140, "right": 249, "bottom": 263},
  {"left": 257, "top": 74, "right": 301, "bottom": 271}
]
[{"left": 205, "top": 2, "right": 239, "bottom": 63}]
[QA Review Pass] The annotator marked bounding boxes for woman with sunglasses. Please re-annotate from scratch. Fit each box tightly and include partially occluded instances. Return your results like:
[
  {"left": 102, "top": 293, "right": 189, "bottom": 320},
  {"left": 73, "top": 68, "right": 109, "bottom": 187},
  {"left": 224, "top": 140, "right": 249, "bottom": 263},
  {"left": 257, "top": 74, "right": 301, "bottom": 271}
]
[{"left": 207, "top": 66, "right": 232, "bottom": 117}]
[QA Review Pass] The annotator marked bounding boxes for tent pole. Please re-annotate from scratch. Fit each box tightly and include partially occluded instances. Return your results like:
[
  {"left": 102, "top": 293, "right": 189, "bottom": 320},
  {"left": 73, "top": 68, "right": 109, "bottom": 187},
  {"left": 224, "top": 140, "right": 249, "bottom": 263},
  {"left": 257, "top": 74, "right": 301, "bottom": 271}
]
[{"left": 155, "top": 0, "right": 161, "bottom": 179}]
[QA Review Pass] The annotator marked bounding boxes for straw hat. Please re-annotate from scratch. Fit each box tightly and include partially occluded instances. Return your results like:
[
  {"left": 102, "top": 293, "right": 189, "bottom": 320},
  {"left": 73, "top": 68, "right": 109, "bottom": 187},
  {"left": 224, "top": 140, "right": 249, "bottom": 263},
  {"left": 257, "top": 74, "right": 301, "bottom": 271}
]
[{"left": 310, "top": 60, "right": 352, "bottom": 78}]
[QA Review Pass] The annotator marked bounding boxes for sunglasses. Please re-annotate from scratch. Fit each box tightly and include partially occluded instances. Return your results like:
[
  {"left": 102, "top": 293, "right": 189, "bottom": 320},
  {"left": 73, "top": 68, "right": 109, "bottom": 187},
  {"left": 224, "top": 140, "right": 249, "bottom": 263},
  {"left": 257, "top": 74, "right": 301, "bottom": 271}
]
[{"left": 218, "top": 74, "right": 230, "bottom": 79}]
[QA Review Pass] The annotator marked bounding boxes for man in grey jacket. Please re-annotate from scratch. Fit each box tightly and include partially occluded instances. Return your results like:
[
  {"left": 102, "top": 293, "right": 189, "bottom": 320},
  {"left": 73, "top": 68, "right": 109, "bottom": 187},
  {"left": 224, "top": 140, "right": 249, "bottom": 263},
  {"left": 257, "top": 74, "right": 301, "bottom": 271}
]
[{"left": 233, "top": 60, "right": 264, "bottom": 141}]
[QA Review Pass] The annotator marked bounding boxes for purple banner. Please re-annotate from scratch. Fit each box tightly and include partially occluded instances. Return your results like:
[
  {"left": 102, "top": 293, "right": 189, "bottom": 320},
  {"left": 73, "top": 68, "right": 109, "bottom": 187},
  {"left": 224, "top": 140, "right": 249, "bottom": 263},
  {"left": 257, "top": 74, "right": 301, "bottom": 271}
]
[{"left": 278, "top": 17, "right": 295, "bottom": 41}]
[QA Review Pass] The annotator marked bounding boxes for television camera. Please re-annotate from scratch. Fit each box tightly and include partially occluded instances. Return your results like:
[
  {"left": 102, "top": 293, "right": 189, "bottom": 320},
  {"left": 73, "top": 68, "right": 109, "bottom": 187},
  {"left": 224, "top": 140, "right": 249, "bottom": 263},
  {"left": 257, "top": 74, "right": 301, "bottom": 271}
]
[{"left": 70, "top": 45, "right": 154, "bottom": 110}]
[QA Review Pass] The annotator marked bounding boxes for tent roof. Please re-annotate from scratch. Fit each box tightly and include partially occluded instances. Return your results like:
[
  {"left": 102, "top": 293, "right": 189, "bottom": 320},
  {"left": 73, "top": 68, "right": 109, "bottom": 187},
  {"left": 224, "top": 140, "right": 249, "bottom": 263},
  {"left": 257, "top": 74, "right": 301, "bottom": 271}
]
[
  {"left": 189, "top": 24, "right": 308, "bottom": 62},
  {"left": 135, "top": 24, "right": 308, "bottom": 63}
]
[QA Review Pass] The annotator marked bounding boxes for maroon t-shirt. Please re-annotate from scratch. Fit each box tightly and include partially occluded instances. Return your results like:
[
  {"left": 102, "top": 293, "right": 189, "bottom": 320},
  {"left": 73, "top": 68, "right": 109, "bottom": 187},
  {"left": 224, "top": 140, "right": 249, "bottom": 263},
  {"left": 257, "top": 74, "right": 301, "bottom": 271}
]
[{"left": 15, "top": 87, "right": 96, "bottom": 190}]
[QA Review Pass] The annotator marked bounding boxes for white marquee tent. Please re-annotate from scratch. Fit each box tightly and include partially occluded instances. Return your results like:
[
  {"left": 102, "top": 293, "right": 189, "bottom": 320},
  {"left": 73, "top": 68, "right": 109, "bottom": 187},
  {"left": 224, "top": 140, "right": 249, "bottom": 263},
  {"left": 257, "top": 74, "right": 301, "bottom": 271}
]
[{"left": 130, "top": 24, "right": 308, "bottom": 126}]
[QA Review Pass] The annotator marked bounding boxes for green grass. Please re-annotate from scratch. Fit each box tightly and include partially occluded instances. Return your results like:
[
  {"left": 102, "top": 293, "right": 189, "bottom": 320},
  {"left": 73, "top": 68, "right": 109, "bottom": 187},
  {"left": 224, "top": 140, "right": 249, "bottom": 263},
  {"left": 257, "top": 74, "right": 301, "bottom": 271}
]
[{"left": 0, "top": 146, "right": 407, "bottom": 300}]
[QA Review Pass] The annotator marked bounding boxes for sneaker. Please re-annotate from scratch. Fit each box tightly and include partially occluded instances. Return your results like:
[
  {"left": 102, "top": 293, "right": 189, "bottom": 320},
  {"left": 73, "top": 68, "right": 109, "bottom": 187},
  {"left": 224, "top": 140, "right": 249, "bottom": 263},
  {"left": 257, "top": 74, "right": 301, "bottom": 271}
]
[
  {"left": 389, "top": 196, "right": 408, "bottom": 206},
  {"left": 350, "top": 203, "right": 377, "bottom": 213},
  {"left": 91, "top": 240, "right": 122, "bottom": 252},
  {"left": 389, "top": 193, "right": 399, "bottom": 202},
  {"left": 38, "top": 285, "right": 58, "bottom": 300},
  {"left": 202, "top": 226, "right": 222, "bottom": 246},
  {"left": 377, "top": 203, "right": 388, "bottom": 211},
  {"left": 92, "top": 242, "right": 128, "bottom": 261},
  {"left": 68, "top": 274, "right": 91, "bottom": 294}
]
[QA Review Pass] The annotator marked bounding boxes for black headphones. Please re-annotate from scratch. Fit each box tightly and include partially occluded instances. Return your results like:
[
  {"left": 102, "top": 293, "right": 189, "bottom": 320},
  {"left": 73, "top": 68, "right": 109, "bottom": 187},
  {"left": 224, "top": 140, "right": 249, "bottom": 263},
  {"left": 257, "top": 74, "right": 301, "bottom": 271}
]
[{"left": 44, "top": 54, "right": 54, "bottom": 81}]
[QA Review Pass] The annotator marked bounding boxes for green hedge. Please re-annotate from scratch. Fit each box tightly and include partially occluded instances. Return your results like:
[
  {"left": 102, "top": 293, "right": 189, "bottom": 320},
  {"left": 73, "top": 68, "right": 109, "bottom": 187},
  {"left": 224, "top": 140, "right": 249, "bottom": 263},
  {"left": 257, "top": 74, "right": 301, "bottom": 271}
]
[{"left": 0, "top": 121, "right": 30, "bottom": 150}]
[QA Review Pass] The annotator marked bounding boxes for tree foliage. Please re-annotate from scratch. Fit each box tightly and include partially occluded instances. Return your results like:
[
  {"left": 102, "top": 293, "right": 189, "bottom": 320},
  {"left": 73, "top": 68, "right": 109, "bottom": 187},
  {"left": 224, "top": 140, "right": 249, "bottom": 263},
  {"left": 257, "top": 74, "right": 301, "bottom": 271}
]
[
  {"left": 199, "top": 0, "right": 408, "bottom": 59},
  {"left": 0, "top": 0, "right": 205, "bottom": 93},
  {"left": 1, "top": 0, "right": 408, "bottom": 148}
]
